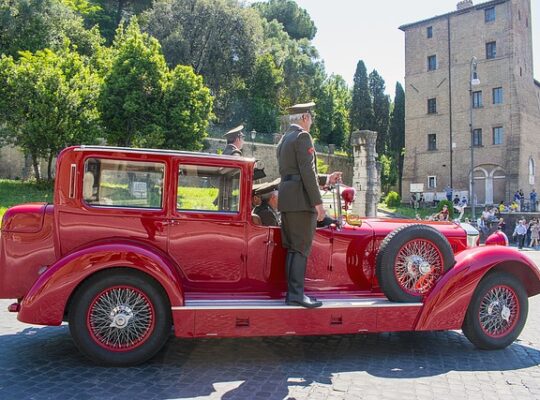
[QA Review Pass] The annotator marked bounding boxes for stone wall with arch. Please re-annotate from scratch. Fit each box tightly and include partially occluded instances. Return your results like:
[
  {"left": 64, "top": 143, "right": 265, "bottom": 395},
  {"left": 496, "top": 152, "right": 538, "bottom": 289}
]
[{"left": 471, "top": 164, "right": 506, "bottom": 205}]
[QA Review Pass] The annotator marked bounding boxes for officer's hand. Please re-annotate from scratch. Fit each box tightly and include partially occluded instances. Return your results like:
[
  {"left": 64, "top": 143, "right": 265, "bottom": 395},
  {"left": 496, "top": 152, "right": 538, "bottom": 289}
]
[
  {"left": 315, "top": 204, "right": 326, "bottom": 222},
  {"left": 328, "top": 171, "right": 343, "bottom": 185}
]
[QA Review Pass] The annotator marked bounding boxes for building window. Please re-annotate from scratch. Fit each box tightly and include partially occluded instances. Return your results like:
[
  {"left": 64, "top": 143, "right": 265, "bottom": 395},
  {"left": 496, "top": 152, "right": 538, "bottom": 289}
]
[
  {"left": 428, "top": 134, "right": 437, "bottom": 150},
  {"left": 492, "top": 87, "right": 503, "bottom": 104},
  {"left": 529, "top": 157, "right": 535, "bottom": 185},
  {"left": 427, "top": 26, "right": 433, "bottom": 38},
  {"left": 493, "top": 127, "right": 503, "bottom": 145},
  {"left": 428, "top": 176, "right": 437, "bottom": 189},
  {"left": 427, "top": 55, "right": 437, "bottom": 71},
  {"left": 473, "top": 128, "right": 483, "bottom": 146},
  {"left": 486, "top": 41, "right": 497, "bottom": 59},
  {"left": 485, "top": 7, "right": 496, "bottom": 22},
  {"left": 427, "top": 98, "right": 437, "bottom": 114},
  {"left": 472, "top": 91, "right": 483, "bottom": 108}
]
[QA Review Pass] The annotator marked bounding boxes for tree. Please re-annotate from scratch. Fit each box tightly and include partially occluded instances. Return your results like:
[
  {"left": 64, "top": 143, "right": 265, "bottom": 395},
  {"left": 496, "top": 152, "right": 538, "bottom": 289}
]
[
  {"left": 369, "top": 69, "right": 390, "bottom": 155},
  {"left": 99, "top": 19, "right": 168, "bottom": 147},
  {"left": 389, "top": 82, "right": 405, "bottom": 195},
  {"left": 0, "top": 0, "right": 103, "bottom": 59},
  {"left": 380, "top": 154, "right": 398, "bottom": 195},
  {"left": 143, "top": 0, "right": 262, "bottom": 123},
  {"left": 247, "top": 54, "right": 283, "bottom": 132},
  {"left": 0, "top": 45, "right": 101, "bottom": 180},
  {"left": 350, "top": 60, "right": 373, "bottom": 136},
  {"left": 162, "top": 65, "right": 213, "bottom": 151},
  {"left": 253, "top": 0, "right": 317, "bottom": 40},
  {"left": 314, "top": 75, "right": 350, "bottom": 148}
]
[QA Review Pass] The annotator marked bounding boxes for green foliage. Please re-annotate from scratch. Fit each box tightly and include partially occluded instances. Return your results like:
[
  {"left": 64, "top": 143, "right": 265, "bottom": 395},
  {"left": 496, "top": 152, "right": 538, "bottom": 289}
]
[
  {"left": 253, "top": 0, "right": 316, "bottom": 40},
  {"left": 380, "top": 154, "right": 398, "bottom": 194},
  {"left": 0, "top": 0, "right": 104, "bottom": 58},
  {"left": 314, "top": 75, "right": 350, "bottom": 148},
  {"left": 389, "top": 82, "right": 405, "bottom": 194},
  {"left": 247, "top": 54, "right": 283, "bottom": 132},
  {"left": 0, "top": 44, "right": 102, "bottom": 180},
  {"left": 369, "top": 70, "right": 390, "bottom": 155},
  {"left": 317, "top": 157, "right": 329, "bottom": 174},
  {"left": 438, "top": 200, "right": 455, "bottom": 219},
  {"left": 350, "top": 60, "right": 373, "bottom": 134},
  {"left": 384, "top": 191, "right": 401, "bottom": 208}
]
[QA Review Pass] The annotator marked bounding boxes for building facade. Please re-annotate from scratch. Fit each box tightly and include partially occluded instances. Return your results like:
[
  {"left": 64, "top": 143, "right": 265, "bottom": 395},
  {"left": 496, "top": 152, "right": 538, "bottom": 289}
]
[{"left": 400, "top": 0, "right": 540, "bottom": 206}]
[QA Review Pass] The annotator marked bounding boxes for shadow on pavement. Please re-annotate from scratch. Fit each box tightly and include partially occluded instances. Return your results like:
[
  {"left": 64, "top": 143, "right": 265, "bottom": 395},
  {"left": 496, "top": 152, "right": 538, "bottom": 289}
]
[{"left": 0, "top": 325, "right": 539, "bottom": 399}]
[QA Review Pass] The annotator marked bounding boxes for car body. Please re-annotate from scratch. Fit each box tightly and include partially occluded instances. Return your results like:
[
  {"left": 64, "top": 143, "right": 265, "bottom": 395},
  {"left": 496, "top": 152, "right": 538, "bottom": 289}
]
[{"left": 1, "top": 146, "right": 539, "bottom": 366}]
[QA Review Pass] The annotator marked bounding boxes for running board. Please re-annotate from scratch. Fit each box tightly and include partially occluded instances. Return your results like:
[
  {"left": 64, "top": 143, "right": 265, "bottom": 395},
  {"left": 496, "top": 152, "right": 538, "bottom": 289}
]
[
  {"left": 174, "top": 298, "right": 422, "bottom": 310},
  {"left": 171, "top": 298, "right": 424, "bottom": 338}
]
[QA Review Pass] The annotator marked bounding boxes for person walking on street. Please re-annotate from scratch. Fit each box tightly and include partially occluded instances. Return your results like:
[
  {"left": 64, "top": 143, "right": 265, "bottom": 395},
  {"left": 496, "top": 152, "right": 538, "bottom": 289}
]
[
  {"left": 513, "top": 219, "right": 528, "bottom": 249},
  {"left": 529, "top": 218, "right": 539, "bottom": 249},
  {"left": 222, "top": 125, "right": 245, "bottom": 156},
  {"left": 277, "top": 102, "right": 341, "bottom": 308}
]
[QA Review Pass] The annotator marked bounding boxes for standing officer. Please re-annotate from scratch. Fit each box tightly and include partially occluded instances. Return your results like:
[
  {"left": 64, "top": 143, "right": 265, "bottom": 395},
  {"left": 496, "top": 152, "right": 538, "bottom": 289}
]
[
  {"left": 277, "top": 102, "right": 341, "bottom": 308},
  {"left": 222, "top": 125, "right": 245, "bottom": 156}
]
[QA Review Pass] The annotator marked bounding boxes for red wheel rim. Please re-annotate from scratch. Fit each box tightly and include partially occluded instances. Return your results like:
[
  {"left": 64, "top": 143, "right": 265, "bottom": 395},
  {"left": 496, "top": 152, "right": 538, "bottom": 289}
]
[
  {"left": 478, "top": 285, "right": 520, "bottom": 338},
  {"left": 87, "top": 285, "right": 155, "bottom": 352},
  {"left": 394, "top": 239, "right": 444, "bottom": 296}
]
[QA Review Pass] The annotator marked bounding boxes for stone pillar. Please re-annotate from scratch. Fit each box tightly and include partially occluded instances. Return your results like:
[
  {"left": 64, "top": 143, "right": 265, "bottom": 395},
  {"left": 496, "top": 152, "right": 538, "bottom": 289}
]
[{"left": 351, "top": 130, "right": 379, "bottom": 217}]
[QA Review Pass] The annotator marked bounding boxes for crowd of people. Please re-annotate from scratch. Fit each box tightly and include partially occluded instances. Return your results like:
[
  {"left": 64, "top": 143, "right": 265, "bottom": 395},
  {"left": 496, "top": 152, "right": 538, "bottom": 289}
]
[{"left": 512, "top": 217, "right": 540, "bottom": 250}]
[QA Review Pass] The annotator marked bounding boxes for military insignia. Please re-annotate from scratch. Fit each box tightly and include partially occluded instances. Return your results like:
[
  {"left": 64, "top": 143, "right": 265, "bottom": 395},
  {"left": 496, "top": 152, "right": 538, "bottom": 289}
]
[{"left": 308, "top": 147, "right": 315, "bottom": 155}]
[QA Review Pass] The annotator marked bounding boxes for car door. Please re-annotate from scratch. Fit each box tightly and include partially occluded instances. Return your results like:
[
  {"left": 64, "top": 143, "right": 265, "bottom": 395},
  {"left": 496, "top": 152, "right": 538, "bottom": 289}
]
[{"left": 167, "top": 160, "right": 247, "bottom": 292}]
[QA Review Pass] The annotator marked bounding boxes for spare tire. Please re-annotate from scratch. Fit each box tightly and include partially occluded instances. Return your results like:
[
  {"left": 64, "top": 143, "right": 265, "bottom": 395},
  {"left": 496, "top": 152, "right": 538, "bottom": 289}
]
[{"left": 376, "top": 224, "right": 455, "bottom": 302}]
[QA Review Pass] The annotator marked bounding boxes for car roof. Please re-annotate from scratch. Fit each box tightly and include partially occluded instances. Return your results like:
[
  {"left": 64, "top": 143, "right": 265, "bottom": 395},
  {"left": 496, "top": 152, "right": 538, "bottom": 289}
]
[{"left": 72, "top": 145, "right": 256, "bottom": 164}]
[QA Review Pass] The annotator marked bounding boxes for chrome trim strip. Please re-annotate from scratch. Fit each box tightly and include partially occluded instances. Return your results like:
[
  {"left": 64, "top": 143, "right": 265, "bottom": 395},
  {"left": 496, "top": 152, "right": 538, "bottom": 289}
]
[{"left": 172, "top": 298, "right": 423, "bottom": 310}]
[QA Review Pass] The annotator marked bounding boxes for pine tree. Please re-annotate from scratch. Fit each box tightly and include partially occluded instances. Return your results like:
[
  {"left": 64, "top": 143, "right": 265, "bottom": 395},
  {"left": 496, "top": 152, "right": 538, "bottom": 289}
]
[
  {"left": 369, "top": 69, "right": 390, "bottom": 156},
  {"left": 349, "top": 60, "right": 373, "bottom": 138},
  {"left": 389, "top": 82, "right": 405, "bottom": 195}
]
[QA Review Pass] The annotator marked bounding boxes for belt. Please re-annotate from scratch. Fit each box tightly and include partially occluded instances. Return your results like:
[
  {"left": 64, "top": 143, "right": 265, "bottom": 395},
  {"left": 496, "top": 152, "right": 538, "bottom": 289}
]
[{"left": 282, "top": 174, "right": 301, "bottom": 182}]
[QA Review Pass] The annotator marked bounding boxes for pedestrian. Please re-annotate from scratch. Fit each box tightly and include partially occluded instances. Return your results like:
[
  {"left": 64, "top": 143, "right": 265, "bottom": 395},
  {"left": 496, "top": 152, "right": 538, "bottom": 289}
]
[
  {"left": 519, "top": 189, "right": 525, "bottom": 210},
  {"left": 514, "top": 190, "right": 522, "bottom": 211},
  {"left": 530, "top": 189, "right": 537, "bottom": 212},
  {"left": 222, "top": 125, "right": 245, "bottom": 156},
  {"left": 513, "top": 219, "right": 528, "bottom": 249},
  {"left": 444, "top": 185, "right": 453, "bottom": 201},
  {"left": 419, "top": 193, "right": 425, "bottom": 207},
  {"left": 277, "top": 102, "right": 341, "bottom": 308},
  {"left": 453, "top": 194, "right": 460, "bottom": 206},
  {"left": 433, "top": 191, "right": 439, "bottom": 207},
  {"left": 529, "top": 218, "right": 539, "bottom": 249}
]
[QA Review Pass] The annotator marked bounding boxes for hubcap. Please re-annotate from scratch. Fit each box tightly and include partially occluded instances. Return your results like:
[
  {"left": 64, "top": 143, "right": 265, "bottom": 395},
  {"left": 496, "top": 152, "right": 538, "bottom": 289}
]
[
  {"left": 395, "top": 239, "right": 444, "bottom": 296},
  {"left": 87, "top": 286, "right": 155, "bottom": 351},
  {"left": 479, "top": 285, "right": 519, "bottom": 338}
]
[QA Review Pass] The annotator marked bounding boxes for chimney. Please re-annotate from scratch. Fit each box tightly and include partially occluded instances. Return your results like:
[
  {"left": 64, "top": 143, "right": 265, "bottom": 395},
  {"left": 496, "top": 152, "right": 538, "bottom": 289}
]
[{"left": 457, "top": 0, "right": 474, "bottom": 10}]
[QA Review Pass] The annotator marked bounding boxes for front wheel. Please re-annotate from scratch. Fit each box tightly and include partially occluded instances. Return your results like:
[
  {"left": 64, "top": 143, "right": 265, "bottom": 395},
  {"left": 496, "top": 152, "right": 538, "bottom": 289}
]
[
  {"left": 69, "top": 270, "right": 172, "bottom": 366},
  {"left": 462, "top": 271, "right": 528, "bottom": 350}
]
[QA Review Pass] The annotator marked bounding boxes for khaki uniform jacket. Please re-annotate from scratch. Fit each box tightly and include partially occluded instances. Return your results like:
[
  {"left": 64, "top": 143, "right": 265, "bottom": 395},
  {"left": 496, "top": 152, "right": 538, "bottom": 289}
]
[
  {"left": 277, "top": 124, "right": 325, "bottom": 212},
  {"left": 223, "top": 144, "right": 242, "bottom": 156}
]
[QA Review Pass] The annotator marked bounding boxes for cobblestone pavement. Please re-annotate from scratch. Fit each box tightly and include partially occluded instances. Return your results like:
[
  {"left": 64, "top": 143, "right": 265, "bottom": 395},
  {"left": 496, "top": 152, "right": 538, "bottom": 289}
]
[{"left": 1, "top": 254, "right": 540, "bottom": 400}]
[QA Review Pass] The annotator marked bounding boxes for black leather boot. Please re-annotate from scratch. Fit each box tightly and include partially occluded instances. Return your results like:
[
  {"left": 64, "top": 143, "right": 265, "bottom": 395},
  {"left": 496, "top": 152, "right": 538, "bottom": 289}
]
[
  {"left": 286, "top": 252, "right": 322, "bottom": 308},
  {"left": 284, "top": 251, "right": 293, "bottom": 303}
]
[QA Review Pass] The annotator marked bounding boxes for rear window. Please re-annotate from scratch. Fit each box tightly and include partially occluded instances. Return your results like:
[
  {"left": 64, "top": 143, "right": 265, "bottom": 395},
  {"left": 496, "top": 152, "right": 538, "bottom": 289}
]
[{"left": 83, "top": 158, "right": 165, "bottom": 209}]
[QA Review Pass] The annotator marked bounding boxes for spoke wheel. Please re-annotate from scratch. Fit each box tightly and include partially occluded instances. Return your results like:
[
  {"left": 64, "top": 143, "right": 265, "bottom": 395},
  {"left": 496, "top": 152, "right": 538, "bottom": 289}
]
[
  {"left": 394, "top": 239, "right": 444, "bottom": 296},
  {"left": 376, "top": 224, "right": 455, "bottom": 302},
  {"left": 463, "top": 271, "right": 527, "bottom": 350},
  {"left": 87, "top": 286, "right": 155, "bottom": 352},
  {"left": 69, "top": 270, "right": 171, "bottom": 366}
]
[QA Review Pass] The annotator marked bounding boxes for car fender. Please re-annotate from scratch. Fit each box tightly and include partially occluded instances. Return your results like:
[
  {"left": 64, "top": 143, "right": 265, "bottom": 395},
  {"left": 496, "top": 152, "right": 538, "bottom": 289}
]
[
  {"left": 416, "top": 246, "right": 540, "bottom": 331},
  {"left": 18, "top": 241, "right": 184, "bottom": 326}
]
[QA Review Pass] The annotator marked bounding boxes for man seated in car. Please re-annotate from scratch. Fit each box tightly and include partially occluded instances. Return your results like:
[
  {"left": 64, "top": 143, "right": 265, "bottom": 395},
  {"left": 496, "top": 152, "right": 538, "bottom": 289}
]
[{"left": 252, "top": 179, "right": 280, "bottom": 226}]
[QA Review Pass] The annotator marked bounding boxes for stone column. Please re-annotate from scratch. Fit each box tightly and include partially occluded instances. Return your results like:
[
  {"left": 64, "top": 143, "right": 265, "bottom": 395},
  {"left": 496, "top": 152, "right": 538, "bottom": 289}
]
[{"left": 351, "top": 130, "right": 379, "bottom": 217}]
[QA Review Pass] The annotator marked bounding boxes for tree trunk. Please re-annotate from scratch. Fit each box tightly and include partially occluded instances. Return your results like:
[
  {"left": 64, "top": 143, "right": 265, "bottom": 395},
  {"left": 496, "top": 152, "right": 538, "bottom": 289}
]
[
  {"left": 31, "top": 153, "right": 41, "bottom": 181},
  {"left": 116, "top": 0, "right": 126, "bottom": 27},
  {"left": 47, "top": 151, "right": 54, "bottom": 181}
]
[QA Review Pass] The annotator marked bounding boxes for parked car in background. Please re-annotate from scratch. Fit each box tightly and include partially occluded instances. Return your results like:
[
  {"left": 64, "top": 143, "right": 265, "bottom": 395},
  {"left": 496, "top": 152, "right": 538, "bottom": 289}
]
[{"left": 1, "top": 146, "right": 539, "bottom": 366}]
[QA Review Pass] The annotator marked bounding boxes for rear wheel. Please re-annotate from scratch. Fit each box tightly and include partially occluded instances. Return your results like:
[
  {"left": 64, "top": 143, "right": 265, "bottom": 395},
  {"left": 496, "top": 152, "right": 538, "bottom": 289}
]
[
  {"left": 69, "top": 270, "right": 171, "bottom": 366},
  {"left": 462, "top": 271, "right": 528, "bottom": 349}
]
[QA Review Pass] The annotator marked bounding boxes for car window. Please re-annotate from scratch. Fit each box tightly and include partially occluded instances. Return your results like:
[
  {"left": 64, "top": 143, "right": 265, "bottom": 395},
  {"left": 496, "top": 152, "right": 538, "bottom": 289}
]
[
  {"left": 178, "top": 164, "right": 240, "bottom": 212},
  {"left": 83, "top": 158, "right": 164, "bottom": 209}
]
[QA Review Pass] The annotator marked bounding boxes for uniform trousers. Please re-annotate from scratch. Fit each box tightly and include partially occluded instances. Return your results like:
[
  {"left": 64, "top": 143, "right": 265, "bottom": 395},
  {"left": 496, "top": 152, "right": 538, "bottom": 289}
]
[{"left": 280, "top": 210, "right": 317, "bottom": 257}]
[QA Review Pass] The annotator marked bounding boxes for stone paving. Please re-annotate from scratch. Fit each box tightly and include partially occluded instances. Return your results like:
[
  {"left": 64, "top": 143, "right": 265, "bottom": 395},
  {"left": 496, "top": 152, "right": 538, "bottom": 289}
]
[{"left": 1, "top": 254, "right": 540, "bottom": 400}]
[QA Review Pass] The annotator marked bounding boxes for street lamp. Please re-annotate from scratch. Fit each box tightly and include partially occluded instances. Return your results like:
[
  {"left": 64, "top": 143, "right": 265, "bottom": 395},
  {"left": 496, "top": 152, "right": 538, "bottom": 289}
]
[
  {"left": 469, "top": 56, "right": 480, "bottom": 221},
  {"left": 250, "top": 129, "right": 257, "bottom": 156}
]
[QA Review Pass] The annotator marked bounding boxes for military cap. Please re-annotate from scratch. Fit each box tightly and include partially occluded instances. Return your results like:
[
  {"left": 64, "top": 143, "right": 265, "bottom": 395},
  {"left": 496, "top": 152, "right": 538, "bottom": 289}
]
[
  {"left": 223, "top": 125, "right": 245, "bottom": 140},
  {"left": 286, "top": 102, "right": 316, "bottom": 115},
  {"left": 253, "top": 178, "right": 280, "bottom": 196}
]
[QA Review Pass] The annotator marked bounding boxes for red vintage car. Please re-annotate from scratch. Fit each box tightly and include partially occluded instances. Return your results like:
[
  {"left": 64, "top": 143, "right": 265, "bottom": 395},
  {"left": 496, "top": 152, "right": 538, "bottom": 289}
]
[{"left": 1, "top": 146, "right": 539, "bottom": 366}]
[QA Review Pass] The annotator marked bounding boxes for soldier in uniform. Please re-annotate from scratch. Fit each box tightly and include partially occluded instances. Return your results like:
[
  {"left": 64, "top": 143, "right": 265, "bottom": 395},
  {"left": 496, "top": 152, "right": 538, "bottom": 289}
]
[
  {"left": 253, "top": 179, "right": 280, "bottom": 226},
  {"left": 277, "top": 102, "right": 341, "bottom": 308},
  {"left": 222, "top": 125, "right": 245, "bottom": 156}
]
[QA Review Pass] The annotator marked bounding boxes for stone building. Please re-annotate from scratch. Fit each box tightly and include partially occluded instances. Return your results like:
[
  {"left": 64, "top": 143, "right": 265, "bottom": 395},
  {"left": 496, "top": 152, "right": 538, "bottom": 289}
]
[{"left": 399, "top": 0, "right": 540, "bottom": 206}]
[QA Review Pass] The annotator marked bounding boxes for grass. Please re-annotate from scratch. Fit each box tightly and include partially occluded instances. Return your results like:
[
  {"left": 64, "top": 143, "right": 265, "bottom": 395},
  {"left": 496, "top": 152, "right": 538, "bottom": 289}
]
[
  {"left": 378, "top": 202, "right": 475, "bottom": 221},
  {"left": 0, "top": 179, "right": 54, "bottom": 219}
]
